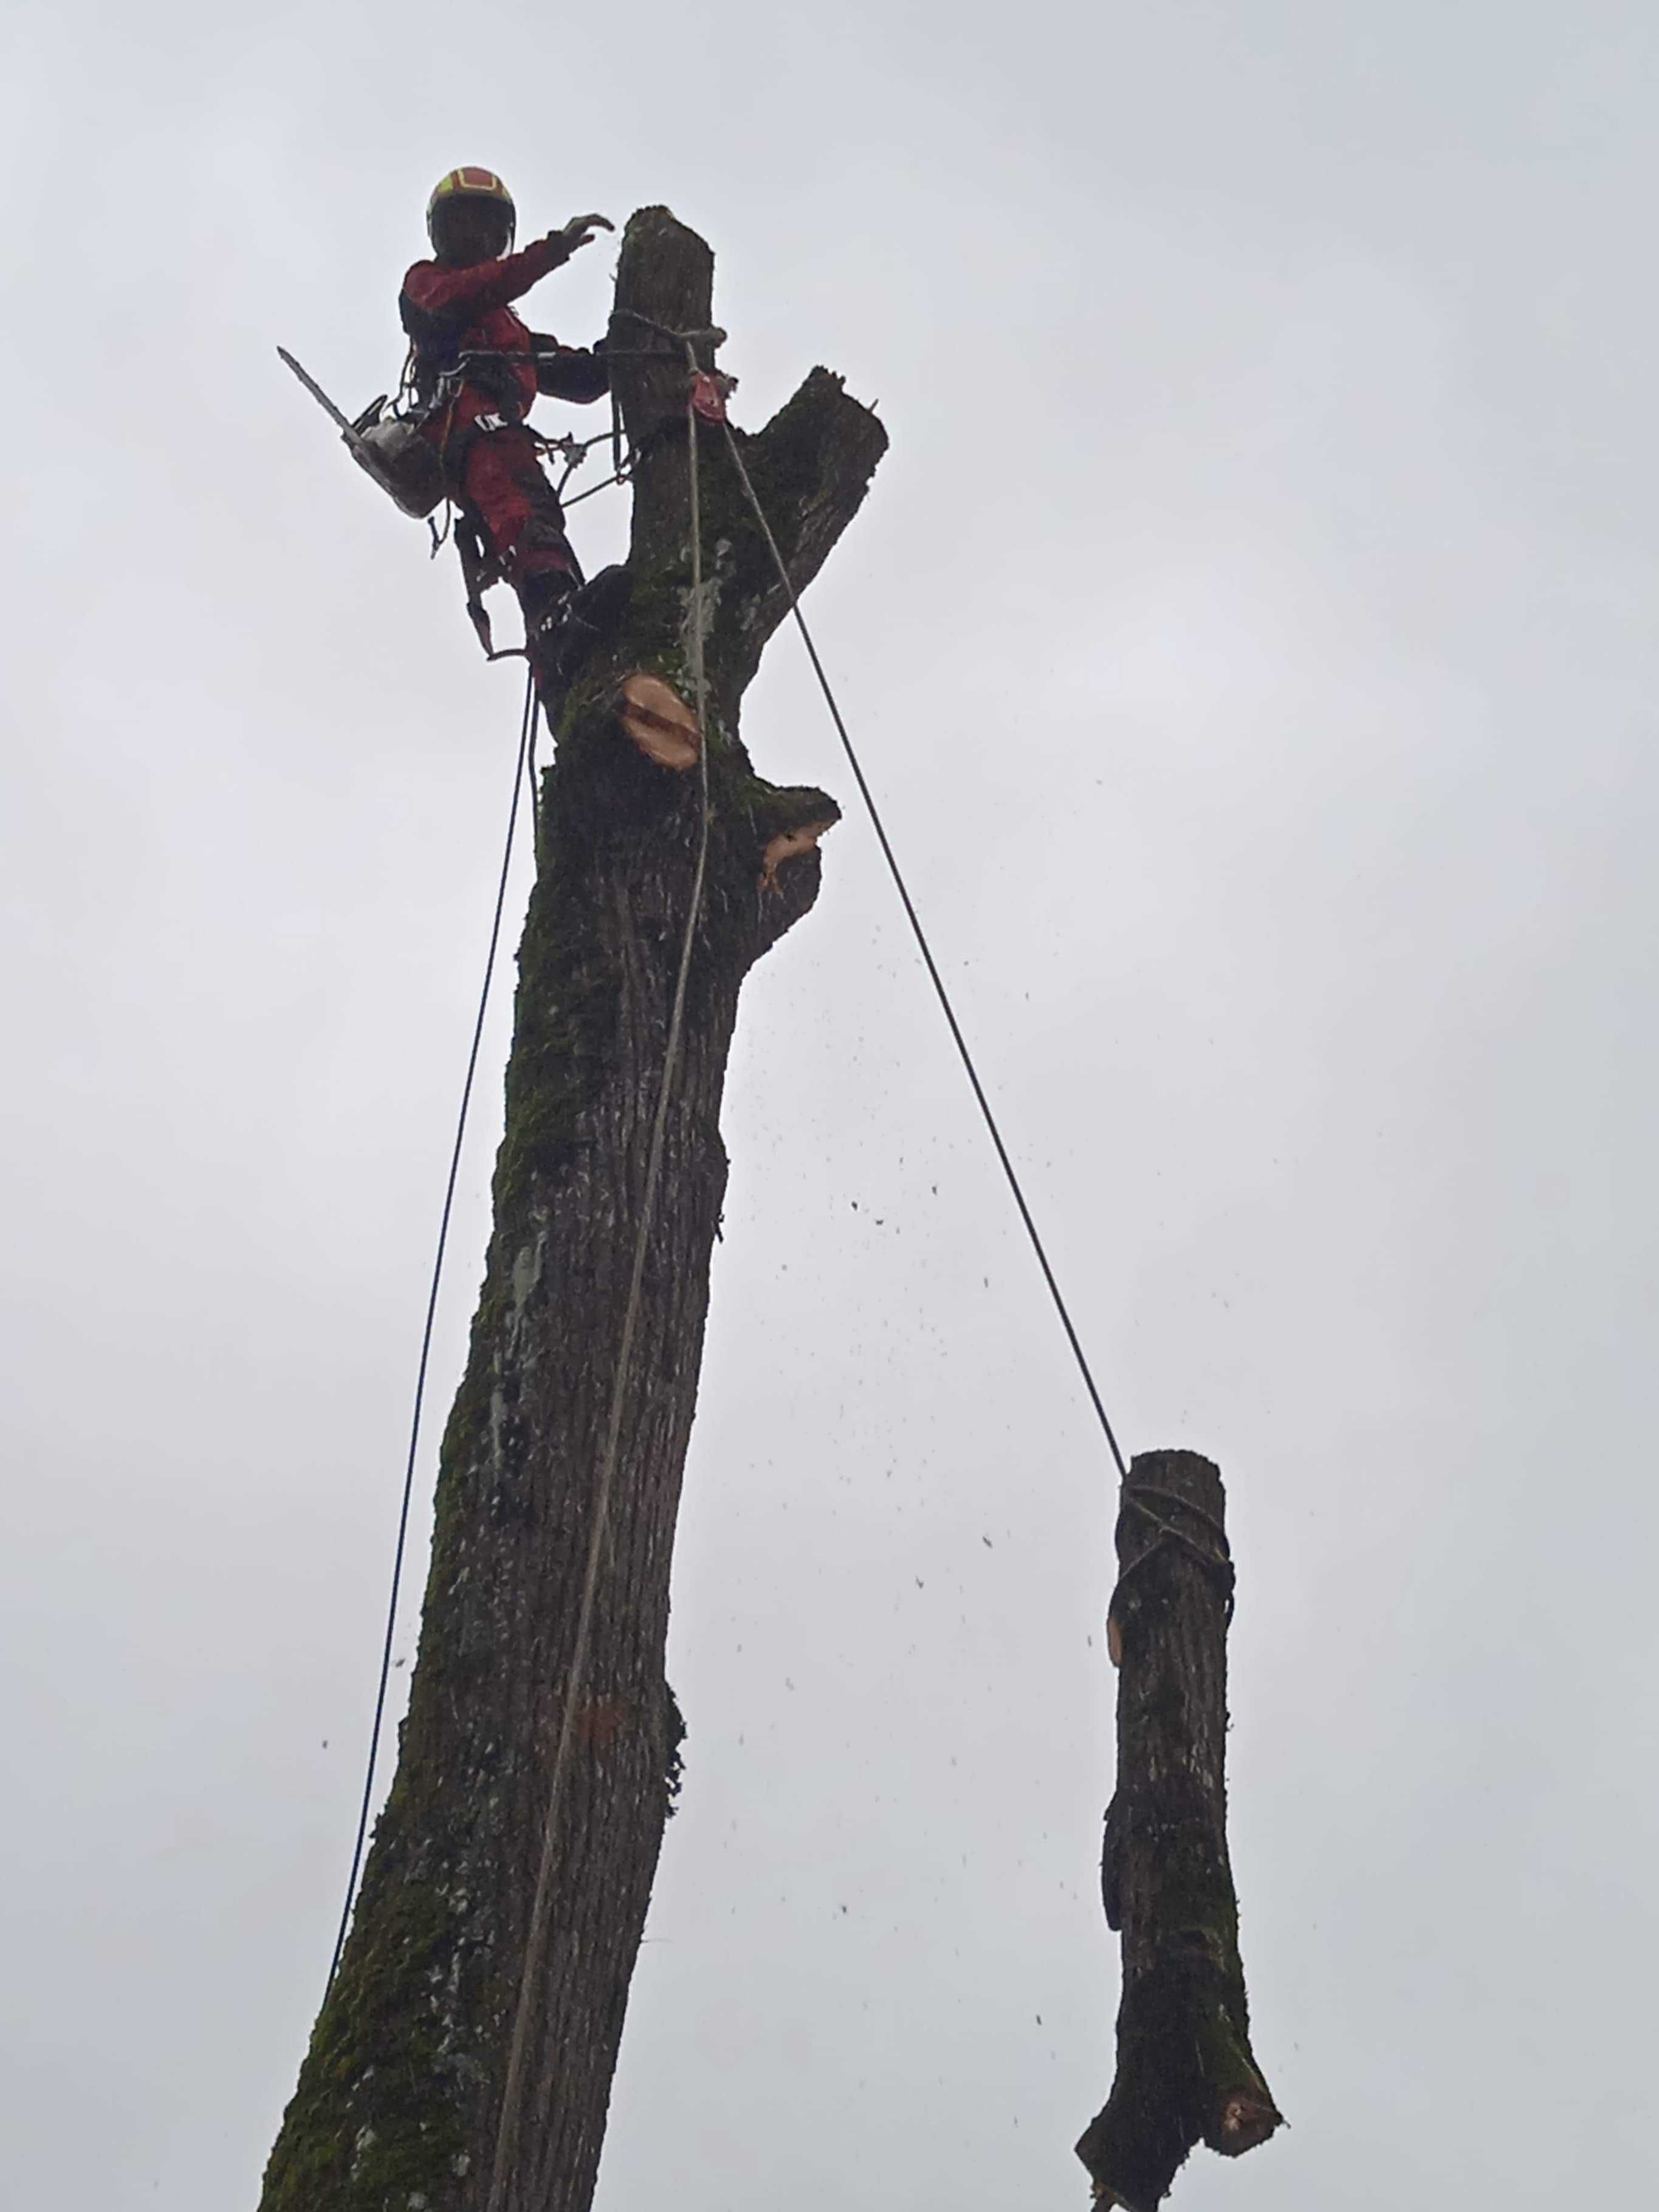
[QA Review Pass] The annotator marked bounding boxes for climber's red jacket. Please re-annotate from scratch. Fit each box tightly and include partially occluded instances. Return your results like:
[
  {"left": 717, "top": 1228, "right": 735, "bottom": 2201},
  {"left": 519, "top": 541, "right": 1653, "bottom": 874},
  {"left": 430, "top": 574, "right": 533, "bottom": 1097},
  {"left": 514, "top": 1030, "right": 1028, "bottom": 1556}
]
[
  {"left": 399, "top": 236, "right": 608, "bottom": 431},
  {"left": 399, "top": 237, "right": 610, "bottom": 583}
]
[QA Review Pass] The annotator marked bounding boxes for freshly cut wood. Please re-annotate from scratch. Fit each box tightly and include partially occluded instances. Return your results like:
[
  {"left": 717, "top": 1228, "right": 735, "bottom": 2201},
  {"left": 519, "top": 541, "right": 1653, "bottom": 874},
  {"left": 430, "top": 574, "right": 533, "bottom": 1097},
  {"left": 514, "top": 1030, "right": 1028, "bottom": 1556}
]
[
  {"left": 1077, "top": 1449, "right": 1281, "bottom": 2210},
  {"left": 760, "top": 816, "right": 837, "bottom": 891},
  {"left": 618, "top": 672, "right": 701, "bottom": 769}
]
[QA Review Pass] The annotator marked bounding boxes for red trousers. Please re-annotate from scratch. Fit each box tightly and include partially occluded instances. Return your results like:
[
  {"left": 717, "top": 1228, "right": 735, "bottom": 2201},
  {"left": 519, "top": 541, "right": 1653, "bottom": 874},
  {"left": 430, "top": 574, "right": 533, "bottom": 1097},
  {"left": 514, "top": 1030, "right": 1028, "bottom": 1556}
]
[{"left": 460, "top": 427, "right": 577, "bottom": 586}]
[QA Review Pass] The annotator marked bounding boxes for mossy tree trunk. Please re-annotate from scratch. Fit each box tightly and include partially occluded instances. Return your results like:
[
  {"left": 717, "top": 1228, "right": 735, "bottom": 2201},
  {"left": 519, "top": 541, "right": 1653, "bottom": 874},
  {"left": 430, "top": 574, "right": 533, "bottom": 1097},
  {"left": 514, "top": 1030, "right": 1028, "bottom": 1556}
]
[
  {"left": 259, "top": 208, "right": 885, "bottom": 2212},
  {"left": 1076, "top": 1451, "right": 1282, "bottom": 2208}
]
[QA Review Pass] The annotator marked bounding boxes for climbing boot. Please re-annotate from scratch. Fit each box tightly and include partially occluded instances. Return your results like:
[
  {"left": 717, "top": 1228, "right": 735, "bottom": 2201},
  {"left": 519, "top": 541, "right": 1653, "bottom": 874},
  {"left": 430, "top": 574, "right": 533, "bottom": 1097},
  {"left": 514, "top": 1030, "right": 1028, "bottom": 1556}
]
[
  {"left": 568, "top": 563, "right": 632, "bottom": 641},
  {"left": 532, "top": 565, "right": 633, "bottom": 692}
]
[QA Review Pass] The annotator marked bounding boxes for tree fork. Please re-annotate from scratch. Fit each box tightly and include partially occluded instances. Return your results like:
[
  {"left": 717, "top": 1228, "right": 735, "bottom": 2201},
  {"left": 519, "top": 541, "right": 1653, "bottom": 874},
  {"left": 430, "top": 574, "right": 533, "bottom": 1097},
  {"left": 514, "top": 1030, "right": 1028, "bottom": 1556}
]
[
  {"left": 1076, "top": 1450, "right": 1282, "bottom": 2210},
  {"left": 258, "top": 207, "right": 885, "bottom": 2212}
]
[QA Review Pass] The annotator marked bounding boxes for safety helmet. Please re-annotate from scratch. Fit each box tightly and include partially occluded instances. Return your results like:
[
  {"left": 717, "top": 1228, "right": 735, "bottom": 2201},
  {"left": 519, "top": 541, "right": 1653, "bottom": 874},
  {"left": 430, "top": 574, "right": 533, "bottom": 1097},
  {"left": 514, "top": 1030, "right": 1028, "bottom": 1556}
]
[{"left": 427, "top": 167, "right": 517, "bottom": 257}]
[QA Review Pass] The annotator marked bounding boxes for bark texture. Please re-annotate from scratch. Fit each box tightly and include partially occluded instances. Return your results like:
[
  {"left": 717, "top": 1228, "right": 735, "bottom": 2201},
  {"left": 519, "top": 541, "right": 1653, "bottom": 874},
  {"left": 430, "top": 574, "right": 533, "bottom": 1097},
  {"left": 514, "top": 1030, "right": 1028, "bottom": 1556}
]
[
  {"left": 1076, "top": 1451, "right": 1281, "bottom": 2210},
  {"left": 259, "top": 207, "right": 885, "bottom": 2212}
]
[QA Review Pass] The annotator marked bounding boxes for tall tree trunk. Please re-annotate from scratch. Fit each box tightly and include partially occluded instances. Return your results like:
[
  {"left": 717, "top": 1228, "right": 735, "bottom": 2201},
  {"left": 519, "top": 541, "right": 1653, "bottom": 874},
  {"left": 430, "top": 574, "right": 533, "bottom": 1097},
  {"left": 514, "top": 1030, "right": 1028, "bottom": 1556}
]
[
  {"left": 1077, "top": 1450, "right": 1282, "bottom": 2209},
  {"left": 259, "top": 207, "right": 885, "bottom": 2212}
]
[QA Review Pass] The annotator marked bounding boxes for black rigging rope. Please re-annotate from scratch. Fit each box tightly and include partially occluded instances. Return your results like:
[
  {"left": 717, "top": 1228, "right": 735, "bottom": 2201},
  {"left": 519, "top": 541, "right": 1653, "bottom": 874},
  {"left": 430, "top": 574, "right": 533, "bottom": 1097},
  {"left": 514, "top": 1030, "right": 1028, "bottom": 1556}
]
[
  {"left": 324, "top": 669, "right": 540, "bottom": 1996},
  {"left": 717, "top": 421, "right": 1130, "bottom": 1481}
]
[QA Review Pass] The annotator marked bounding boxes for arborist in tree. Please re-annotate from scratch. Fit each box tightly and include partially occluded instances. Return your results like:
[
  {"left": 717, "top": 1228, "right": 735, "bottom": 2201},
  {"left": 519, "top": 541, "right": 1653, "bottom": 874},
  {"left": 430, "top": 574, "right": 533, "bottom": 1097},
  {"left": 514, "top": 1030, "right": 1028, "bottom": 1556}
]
[{"left": 400, "top": 167, "right": 628, "bottom": 681}]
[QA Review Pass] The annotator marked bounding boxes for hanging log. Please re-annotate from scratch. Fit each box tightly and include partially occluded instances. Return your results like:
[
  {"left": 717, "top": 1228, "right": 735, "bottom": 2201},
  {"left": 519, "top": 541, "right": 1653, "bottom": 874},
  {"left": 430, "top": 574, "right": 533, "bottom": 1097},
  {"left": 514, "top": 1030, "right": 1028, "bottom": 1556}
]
[
  {"left": 258, "top": 206, "right": 885, "bottom": 2212},
  {"left": 1076, "top": 1449, "right": 1282, "bottom": 2210}
]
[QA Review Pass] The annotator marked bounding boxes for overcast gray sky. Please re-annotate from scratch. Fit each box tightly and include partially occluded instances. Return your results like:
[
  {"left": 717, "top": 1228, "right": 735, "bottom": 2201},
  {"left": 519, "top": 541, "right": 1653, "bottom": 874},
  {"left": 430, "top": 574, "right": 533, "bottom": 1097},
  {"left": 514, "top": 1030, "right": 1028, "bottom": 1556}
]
[{"left": 3, "top": 1, "right": 1657, "bottom": 2205}]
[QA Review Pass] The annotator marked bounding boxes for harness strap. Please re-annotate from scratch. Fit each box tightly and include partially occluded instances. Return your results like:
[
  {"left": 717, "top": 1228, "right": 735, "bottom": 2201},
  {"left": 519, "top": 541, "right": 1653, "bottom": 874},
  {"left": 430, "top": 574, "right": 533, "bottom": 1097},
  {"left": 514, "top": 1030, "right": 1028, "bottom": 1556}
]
[{"left": 453, "top": 509, "right": 499, "bottom": 656}]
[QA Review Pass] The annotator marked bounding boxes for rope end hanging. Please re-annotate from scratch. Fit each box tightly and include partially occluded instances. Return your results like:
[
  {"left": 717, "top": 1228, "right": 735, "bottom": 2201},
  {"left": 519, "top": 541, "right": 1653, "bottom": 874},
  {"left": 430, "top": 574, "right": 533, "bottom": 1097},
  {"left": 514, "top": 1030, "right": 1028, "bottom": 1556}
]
[{"left": 324, "top": 671, "right": 539, "bottom": 2001}]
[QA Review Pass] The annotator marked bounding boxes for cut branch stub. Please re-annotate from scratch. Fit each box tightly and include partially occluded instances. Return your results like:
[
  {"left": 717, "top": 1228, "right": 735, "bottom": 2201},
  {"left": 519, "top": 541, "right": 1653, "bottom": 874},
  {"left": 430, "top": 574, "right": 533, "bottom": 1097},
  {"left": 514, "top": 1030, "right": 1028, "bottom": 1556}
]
[
  {"left": 760, "top": 816, "right": 837, "bottom": 892},
  {"left": 1077, "top": 1449, "right": 1282, "bottom": 2211},
  {"left": 618, "top": 673, "right": 701, "bottom": 770}
]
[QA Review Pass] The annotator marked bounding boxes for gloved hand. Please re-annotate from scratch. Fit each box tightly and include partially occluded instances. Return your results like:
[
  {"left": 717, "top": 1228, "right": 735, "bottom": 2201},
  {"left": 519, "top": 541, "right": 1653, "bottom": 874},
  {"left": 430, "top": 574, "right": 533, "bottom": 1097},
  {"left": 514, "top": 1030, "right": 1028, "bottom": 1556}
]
[{"left": 552, "top": 213, "right": 615, "bottom": 257}]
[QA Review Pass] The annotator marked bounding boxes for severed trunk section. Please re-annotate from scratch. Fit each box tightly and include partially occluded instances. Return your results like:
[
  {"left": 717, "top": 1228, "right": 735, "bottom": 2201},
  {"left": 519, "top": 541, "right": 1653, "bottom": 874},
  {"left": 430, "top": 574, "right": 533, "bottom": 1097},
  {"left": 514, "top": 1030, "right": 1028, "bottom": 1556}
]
[
  {"left": 258, "top": 208, "right": 884, "bottom": 2212},
  {"left": 1076, "top": 1450, "right": 1282, "bottom": 2210}
]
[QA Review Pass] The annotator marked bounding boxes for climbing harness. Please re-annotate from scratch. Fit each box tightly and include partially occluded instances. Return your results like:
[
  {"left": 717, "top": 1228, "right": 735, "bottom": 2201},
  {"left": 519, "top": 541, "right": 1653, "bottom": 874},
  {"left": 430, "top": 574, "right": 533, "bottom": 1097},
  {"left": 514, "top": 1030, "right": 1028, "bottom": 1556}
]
[{"left": 280, "top": 345, "right": 620, "bottom": 659}]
